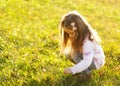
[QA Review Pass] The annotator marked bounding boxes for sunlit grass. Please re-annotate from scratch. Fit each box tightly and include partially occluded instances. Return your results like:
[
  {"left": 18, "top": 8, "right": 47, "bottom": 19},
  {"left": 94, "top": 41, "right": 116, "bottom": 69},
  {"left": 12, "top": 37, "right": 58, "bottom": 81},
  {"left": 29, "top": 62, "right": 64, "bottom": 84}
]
[{"left": 0, "top": 0, "right": 120, "bottom": 86}]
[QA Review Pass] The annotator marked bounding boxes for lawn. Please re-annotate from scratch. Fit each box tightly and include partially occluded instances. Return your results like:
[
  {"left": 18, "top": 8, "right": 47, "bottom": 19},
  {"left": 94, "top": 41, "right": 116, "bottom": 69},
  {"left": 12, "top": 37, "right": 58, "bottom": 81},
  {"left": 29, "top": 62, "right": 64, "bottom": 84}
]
[{"left": 0, "top": 0, "right": 120, "bottom": 86}]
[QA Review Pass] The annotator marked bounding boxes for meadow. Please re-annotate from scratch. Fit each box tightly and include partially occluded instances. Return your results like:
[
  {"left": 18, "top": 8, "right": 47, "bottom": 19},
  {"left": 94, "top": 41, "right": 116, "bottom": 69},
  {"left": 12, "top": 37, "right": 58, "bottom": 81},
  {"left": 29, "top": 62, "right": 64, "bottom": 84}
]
[{"left": 0, "top": 0, "right": 120, "bottom": 86}]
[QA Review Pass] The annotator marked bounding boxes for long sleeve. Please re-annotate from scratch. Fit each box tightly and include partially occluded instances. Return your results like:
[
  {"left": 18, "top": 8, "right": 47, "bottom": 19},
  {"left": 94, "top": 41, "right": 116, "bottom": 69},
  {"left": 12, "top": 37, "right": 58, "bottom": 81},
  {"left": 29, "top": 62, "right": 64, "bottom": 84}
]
[
  {"left": 70, "top": 40, "right": 94, "bottom": 74},
  {"left": 94, "top": 42, "right": 105, "bottom": 69}
]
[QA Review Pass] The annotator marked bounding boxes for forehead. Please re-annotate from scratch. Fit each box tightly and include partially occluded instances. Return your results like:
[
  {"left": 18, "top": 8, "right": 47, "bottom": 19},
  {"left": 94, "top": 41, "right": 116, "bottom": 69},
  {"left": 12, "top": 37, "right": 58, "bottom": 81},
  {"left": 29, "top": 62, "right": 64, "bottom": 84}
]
[{"left": 63, "top": 27, "right": 74, "bottom": 33}]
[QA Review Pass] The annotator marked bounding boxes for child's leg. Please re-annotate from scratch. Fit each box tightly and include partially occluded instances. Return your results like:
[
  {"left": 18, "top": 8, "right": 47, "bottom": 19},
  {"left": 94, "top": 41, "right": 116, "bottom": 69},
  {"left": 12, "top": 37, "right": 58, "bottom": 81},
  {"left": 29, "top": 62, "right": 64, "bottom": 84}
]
[
  {"left": 72, "top": 55, "right": 82, "bottom": 63},
  {"left": 70, "top": 55, "right": 96, "bottom": 80},
  {"left": 65, "top": 54, "right": 82, "bottom": 64},
  {"left": 71, "top": 55, "right": 96, "bottom": 73},
  {"left": 88, "top": 60, "right": 96, "bottom": 70}
]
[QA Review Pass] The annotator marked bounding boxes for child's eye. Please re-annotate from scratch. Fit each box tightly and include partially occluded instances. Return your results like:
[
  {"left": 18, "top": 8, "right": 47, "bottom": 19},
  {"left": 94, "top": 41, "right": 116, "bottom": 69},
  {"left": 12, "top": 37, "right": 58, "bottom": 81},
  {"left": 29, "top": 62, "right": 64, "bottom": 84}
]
[{"left": 70, "top": 33, "right": 74, "bottom": 34}]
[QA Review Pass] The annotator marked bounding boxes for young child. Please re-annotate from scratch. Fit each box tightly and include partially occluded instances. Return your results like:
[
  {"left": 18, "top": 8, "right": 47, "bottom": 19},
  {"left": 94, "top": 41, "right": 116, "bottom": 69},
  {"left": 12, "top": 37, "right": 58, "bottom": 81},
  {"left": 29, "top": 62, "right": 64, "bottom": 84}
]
[{"left": 59, "top": 11, "right": 105, "bottom": 78}]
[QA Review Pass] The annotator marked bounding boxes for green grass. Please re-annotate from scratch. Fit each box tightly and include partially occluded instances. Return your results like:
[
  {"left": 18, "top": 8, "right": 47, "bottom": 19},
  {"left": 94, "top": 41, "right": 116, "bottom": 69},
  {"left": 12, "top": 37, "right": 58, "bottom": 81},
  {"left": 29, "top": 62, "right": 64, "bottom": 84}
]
[{"left": 0, "top": 0, "right": 120, "bottom": 86}]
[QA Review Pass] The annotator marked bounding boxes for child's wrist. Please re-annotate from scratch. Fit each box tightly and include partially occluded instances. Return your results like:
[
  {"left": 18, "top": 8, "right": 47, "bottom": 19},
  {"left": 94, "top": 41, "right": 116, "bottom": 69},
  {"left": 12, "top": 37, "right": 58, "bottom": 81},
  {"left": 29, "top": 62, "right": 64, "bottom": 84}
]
[
  {"left": 70, "top": 67, "right": 77, "bottom": 74},
  {"left": 69, "top": 68, "right": 73, "bottom": 74}
]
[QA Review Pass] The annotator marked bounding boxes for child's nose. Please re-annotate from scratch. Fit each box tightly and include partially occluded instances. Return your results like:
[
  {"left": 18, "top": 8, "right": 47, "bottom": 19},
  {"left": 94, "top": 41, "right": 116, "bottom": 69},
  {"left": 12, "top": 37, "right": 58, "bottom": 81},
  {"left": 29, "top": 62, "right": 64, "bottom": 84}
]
[{"left": 69, "top": 34, "right": 73, "bottom": 38}]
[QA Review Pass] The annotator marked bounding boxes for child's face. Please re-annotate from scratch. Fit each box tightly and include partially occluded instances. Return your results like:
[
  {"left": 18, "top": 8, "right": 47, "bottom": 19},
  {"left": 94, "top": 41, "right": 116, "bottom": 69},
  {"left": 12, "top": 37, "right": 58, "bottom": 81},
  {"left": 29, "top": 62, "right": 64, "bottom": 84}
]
[{"left": 64, "top": 28, "right": 78, "bottom": 41}]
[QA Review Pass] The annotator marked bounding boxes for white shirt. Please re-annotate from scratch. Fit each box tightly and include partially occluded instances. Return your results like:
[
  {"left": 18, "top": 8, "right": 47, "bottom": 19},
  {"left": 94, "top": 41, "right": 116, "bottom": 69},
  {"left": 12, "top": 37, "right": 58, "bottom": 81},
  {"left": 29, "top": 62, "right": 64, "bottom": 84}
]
[{"left": 70, "top": 39, "right": 105, "bottom": 74}]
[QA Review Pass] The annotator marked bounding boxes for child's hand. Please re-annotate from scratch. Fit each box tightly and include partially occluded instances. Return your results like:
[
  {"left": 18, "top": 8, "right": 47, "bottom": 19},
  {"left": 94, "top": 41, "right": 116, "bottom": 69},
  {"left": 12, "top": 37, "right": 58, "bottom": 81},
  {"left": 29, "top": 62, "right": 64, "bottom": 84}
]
[{"left": 64, "top": 68, "right": 72, "bottom": 74}]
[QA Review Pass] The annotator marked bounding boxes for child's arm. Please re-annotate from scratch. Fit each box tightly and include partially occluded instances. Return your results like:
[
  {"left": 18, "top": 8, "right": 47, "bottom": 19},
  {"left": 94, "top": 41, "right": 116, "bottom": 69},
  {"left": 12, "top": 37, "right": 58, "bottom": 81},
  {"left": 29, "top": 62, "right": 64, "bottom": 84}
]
[{"left": 70, "top": 40, "right": 94, "bottom": 74}]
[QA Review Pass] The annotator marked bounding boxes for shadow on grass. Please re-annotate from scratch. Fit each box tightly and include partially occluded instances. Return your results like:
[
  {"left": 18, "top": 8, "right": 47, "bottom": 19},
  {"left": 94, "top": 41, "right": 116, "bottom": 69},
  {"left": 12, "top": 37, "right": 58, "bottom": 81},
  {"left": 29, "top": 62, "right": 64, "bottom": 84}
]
[
  {"left": 21, "top": 75, "right": 97, "bottom": 86},
  {"left": 55, "top": 75, "right": 97, "bottom": 86},
  {"left": 22, "top": 80, "right": 40, "bottom": 86}
]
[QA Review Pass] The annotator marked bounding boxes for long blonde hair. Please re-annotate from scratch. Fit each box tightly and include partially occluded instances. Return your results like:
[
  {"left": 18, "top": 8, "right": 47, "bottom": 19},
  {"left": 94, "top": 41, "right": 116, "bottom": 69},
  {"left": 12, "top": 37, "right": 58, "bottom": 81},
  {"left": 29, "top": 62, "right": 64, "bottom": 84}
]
[{"left": 59, "top": 11, "right": 101, "bottom": 56}]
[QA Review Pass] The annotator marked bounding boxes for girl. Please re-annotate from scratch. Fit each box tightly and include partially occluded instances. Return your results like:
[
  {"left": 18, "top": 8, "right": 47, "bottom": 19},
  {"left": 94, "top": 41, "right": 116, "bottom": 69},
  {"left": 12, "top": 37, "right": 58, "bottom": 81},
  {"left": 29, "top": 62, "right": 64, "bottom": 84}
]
[{"left": 59, "top": 11, "right": 105, "bottom": 78}]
